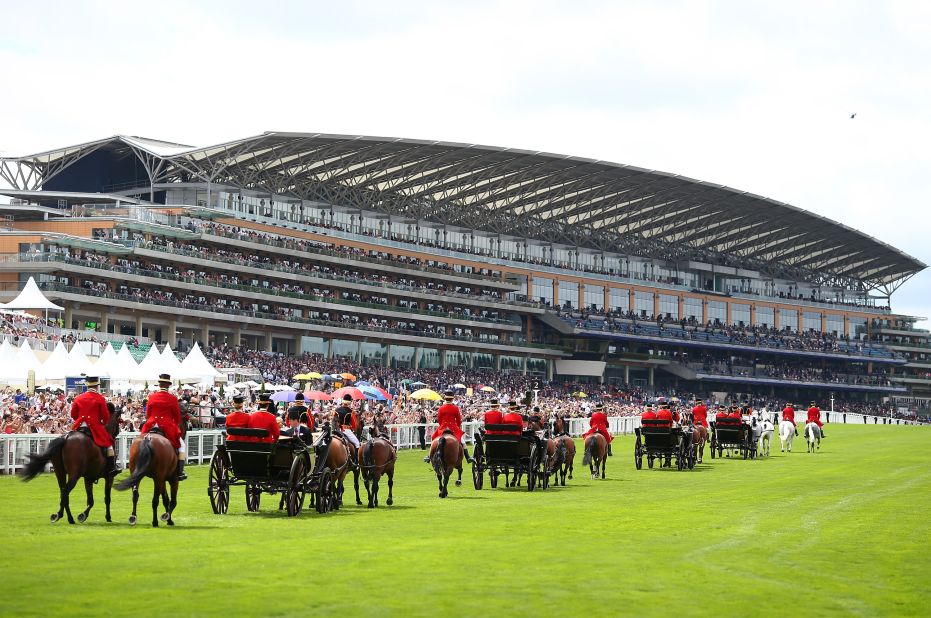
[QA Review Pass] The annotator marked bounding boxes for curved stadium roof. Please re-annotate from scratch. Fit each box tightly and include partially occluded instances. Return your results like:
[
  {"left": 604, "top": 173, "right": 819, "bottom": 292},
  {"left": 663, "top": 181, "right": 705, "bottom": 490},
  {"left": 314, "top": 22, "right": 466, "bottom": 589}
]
[{"left": 1, "top": 132, "right": 924, "bottom": 291}]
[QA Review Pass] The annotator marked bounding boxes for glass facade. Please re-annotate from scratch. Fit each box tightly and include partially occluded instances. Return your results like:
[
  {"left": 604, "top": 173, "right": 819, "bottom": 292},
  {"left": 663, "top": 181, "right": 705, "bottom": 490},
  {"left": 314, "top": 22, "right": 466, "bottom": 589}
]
[
  {"left": 559, "top": 280, "right": 579, "bottom": 309},
  {"left": 584, "top": 284, "right": 604, "bottom": 311},
  {"left": 732, "top": 303, "right": 750, "bottom": 326},
  {"left": 781, "top": 309, "right": 798, "bottom": 332},
  {"left": 803, "top": 311, "right": 821, "bottom": 331},
  {"left": 532, "top": 277, "right": 553, "bottom": 306},
  {"left": 755, "top": 306, "right": 774, "bottom": 328},
  {"left": 635, "top": 291, "right": 653, "bottom": 316},
  {"left": 472, "top": 352, "right": 494, "bottom": 369},
  {"left": 826, "top": 314, "right": 844, "bottom": 336},
  {"left": 659, "top": 294, "right": 678, "bottom": 319},
  {"left": 848, "top": 316, "right": 867, "bottom": 339},
  {"left": 684, "top": 297, "right": 702, "bottom": 321},
  {"left": 361, "top": 342, "right": 387, "bottom": 366},
  {"left": 445, "top": 350, "right": 472, "bottom": 367},
  {"left": 608, "top": 288, "right": 629, "bottom": 313},
  {"left": 419, "top": 347, "right": 441, "bottom": 369},
  {"left": 389, "top": 345, "right": 415, "bottom": 368},
  {"left": 300, "top": 336, "right": 328, "bottom": 356},
  {"left": 331, "top": 339, "right": 359, "bottom": 359},
  {"left": 527, "top": 358, "right": 547, "bottom": 375},
  {"left": 500, "top": 355, "right": 524, "bottom": 373},
  {"left": 708, "top": 301, "right": 726, "bottom": 323}
]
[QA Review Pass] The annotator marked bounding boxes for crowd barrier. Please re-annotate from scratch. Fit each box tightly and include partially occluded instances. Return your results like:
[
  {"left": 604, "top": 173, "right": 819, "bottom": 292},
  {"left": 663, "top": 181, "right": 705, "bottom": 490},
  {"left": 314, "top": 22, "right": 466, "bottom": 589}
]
[{"left": 0, "top": 414, "right": 921, "bottom": 475}]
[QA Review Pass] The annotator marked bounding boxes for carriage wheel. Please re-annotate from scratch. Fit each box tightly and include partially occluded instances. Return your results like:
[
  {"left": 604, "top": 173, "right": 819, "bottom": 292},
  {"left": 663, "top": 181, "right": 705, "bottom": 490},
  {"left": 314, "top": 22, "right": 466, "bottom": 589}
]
[
  {"left": 286, "top": 457, "right": 306, "bottom": 517},
  {"left": 316, "top": 470, "right": 334, "bottom": 514},
  {"left": 689, "top": 447, "right": 697, "bottom": 470},
  {"left": 676, "top": 448, "right": 685, "bottom": 471},
  {"left": 527, "top": 444, "right": 538, "bottom": 492},
  {"left": 208, "top": 450, "right": 230, "bottom": 515},
  {"left": 635, "top": 439, "right": 643, "bottom": 470},
  {"left": 541, "top": 451, "right": 550, "bottom": 490},
  {"left": 710, "top": 437, "right": 717, "bottom": 459},
  {"left": 245, "top": 482, "right": 261, "bottom": 512},
  {"left": 471, "top": 460, "right": 484, "bottom": 490}
]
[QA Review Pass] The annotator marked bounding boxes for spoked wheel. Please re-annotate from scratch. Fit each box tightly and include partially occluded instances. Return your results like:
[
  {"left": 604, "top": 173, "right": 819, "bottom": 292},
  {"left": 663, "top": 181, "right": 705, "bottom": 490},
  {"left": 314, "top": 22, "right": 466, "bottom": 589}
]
[
  {"left": 471, "top": 460, "right": 484, "bottom": 490},
  {"left": 208, "top": 449, "right": 230, "bottom": 514},
  {"left": 245, "top": 482, "right": 261, "bottom": 512},
  {"left": 710, "top": 437, "right": 717, "bottom": 459},
  {"left": 635, "top": 438, "right": 643, "bottom": 470},
  {"left": 315, "top": 470, "right": 334, "bottom": 514},
  {"left": 286, "top": 457, "right": 306, "bottom": 517}
]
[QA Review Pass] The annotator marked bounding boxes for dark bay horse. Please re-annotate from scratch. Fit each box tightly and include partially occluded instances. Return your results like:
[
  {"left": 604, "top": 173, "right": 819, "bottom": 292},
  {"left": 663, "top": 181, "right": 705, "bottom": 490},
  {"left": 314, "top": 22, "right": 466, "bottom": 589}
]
[
  {"left": 430, "top": 432, "right": 463, "bottom": 498},
  {"left": 546, "top": 416, "right": 575, "bottom": 485},
  {"left": 20, "top": 403, "right": 120, "bottom": 524},
  {"left": 582, "top": 433, "right": 607, "bottom": 479},
  {"left": 319, "top": 423, "right": 361, "bottom": 509},
  {"left": 358, "top": 419, "right": 396, "bottom": 508},
  {"left": 116, "top": 432, "right": 179, "bottom": 527},
  {"left": 681, "top": 411, "right": 709, "bottom": 463}
]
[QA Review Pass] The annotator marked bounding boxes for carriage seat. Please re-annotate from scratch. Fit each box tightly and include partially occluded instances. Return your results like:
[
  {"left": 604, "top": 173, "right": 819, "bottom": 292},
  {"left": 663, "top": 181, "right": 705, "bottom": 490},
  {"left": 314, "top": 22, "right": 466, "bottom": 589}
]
[
  {"left": 483, "top": 424, "right": 523, "bottom": 440},
  {"left": 715, "top": 417, "right": 741, "bottom": 427},
  {"left": 641, "top": 418, "right": 674, "bottom": 431},
  {"left": 227, "top": 427, "right": 270, "bottom": 439}
]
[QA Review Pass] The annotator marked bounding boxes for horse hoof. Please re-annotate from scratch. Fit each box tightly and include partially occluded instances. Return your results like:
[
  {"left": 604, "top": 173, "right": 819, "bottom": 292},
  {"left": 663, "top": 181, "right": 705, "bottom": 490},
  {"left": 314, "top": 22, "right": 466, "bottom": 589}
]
[
  {"left": 160, "top": 512, "right": 170, "bottom": 522},
  {"left": 152, "top": 522, "right": 159, "bottom": 528},
  {"left": 106, "top": 516, "right": 112, "bottom": 523},
  {"left": 368, "top": 504, "right": 374, "bottom": 509},
  {"left": 356, "top": 500, "right": 363, "bottom": 506},
  {"left": 167, "top": 520, "right": 175, "bottom": 526},
  {"left": 128, "top": 515, "right": 137, "bottom": 526},
  {"left": 386, "top": 498, "right": 393, "bottom": 506},
  {"left": 438, "top": 492, "right": 444, "bottom": 498},
  {"left": 77, "top": 513, "right": 87, "bottom": 524},
  {"left": 455, "top": 480, "right": 462, "bottom": 487},
  {"left": 50, "top": 514, "right": 59, "bottom": 523}
]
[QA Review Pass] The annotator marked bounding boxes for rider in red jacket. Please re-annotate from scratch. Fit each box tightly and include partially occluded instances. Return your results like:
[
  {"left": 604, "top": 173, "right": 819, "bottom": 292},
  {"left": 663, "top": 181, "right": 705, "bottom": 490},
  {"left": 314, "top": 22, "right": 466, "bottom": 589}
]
[
  {"left": 582, "top": 403, "right": 613, "bottom": 455},
  {"left": 70, "top": 376, "right": 118, "bottom": 475},
  {"left": 141, "top": 374, "right": 186, "bottom": 480},
  {"left": 429, "top": 391, "right": 473, "bottom": 463},
  {"left": 782, "top": 403, "right": 798, "bottom": 436},
  {"left": 247, "top": 392, "right": 280, "bottom": 443},
  {"left": 691, "top": 400, "right": 709, "bottom": 428},
  {"left": 807, "top": 401, "right": 825, "bottom": 437},
  {"left": 224, "top": 395, "right": 250, "bottom": 442}
]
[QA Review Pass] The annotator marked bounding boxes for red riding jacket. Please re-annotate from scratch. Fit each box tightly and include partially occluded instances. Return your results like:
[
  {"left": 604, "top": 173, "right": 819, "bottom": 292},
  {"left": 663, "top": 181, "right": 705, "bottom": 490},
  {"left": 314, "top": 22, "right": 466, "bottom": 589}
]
[
  {"left": 141, "top": 389, "right": 183, "bottom": 449},
  {"left": 431, "top": 403, "right": 464, "bottom": 441},
  {"left": 70, "top": 390, "right": 113, "bottom": 448}
]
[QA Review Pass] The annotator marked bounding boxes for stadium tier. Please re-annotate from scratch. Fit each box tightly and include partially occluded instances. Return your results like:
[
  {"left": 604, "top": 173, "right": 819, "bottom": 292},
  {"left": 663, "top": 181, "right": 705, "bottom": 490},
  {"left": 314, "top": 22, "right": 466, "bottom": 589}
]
[{"left": 1, "top": 133, "right": 930, "bottom": 411}]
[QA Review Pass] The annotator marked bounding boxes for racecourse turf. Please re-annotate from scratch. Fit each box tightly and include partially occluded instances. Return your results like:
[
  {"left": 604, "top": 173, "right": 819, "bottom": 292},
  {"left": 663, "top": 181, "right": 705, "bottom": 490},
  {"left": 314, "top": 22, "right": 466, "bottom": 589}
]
[{"left": 1, "top": 424, "right": 929, "bottom": 618}]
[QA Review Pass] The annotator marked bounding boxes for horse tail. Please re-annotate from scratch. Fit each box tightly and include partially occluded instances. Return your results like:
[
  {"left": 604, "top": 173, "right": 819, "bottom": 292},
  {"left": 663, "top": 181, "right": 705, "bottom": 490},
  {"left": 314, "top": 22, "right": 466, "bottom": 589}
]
[
  {"left": 19, "top": 436, "right": 67, "bottom": 481},
  {"left": 363, "top": 439, "right": 375, "bottom": 469},
  {"left": 582, "top": 436, "right": 595, "bottom": 467},
  {"left": 555, "top": 438, "right": 567, "bottom": 466},
  {"left": 116, "top": 439, "right": 153, "bottom": 491},
  {"left": 431, "top": 436, "right": 447, "bottom": 475}
]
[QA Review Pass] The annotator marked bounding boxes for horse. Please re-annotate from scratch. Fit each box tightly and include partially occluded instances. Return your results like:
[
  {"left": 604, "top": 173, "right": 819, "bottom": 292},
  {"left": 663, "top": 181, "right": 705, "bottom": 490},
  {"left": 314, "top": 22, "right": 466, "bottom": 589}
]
[
  {"left": 429, "top": 431, "right": 463, "bottom": 498},
  {"left": 20, "top": 403, "right": 120, "bottom": 525},
  {"left": 322, "top": 420, "right": 361, "bottom": 508},
  {"left": 759, "top": 418, "right": 774, "bottom": 457},
  {"left": 779, "top": 420, "right": 796, "bottom": 453},
  {"left": 116, "top": 431, "right": 179, "bottom": 527},
  {"left": 357, "top": 419, "right": 396, "bottom": 508},
  {"left": 680, "top": 411, "right": 709, "bottom": 463},
  {"left": 546, "top": 421, "right": 575, "bottom": 486},
  {"left": 582, "top": 433, "right": 607, "bottom": 479},
  {"left": 805, "top": 422, "right": 822, "bottom": 453}
]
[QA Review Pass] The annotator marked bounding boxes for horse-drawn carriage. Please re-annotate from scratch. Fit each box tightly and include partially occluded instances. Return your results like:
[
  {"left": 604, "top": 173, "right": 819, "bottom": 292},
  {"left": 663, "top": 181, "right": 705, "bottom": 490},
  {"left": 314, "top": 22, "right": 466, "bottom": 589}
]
[
  {"left": 471, "top": 425, "right": 550, "bottom": 491},
  {"left": 207, "top": 427, "right": 337, "bottom": 516},
  {"left": 710, "top": 417, "right": 757, "bottom": 459},
  {"left": 634, "top": 419, "right": 695, "bottom": 471}
]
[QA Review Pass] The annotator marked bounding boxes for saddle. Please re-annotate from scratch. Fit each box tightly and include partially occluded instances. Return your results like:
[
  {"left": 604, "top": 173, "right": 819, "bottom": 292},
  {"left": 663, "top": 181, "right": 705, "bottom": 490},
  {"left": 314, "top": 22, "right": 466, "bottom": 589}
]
[{"left": 76, "top": 426, "right": 93, "bottom": 438}]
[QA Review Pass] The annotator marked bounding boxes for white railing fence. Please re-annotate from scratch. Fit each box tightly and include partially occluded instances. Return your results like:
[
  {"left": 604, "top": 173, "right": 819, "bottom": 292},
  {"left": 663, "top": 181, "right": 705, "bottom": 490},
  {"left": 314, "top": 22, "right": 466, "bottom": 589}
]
[{"left": 0, "top": 414, "right": 921, "bottom": 475}]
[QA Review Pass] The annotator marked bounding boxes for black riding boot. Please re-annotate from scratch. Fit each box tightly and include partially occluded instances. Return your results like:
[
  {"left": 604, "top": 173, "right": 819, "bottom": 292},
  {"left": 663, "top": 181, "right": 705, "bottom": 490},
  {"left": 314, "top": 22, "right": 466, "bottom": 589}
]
[
  {"left": 176, "top": 459, "right": 187, "bottom": 481},
  {"left": 607, "top": 442, "right": 613, "bottom": 456},
  {"left": 106, "top": 454, "right": 120, "bottom": 476},
  {"left": 464, "top": 447, "right": 474, "bottom": 464}
]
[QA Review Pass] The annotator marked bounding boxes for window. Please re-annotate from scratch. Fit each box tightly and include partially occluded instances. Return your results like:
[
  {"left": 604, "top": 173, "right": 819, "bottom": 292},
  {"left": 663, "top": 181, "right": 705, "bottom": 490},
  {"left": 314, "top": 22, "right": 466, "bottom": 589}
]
[
  {"left": 660, "top": 294, "right": 678, "bottom": 319},
  {"left": 609, "top": 288, "right": 629, "bottom": 312},
  {"left": 634, "top": 291, "right": 653, "bottom": 317},
  {"left": 755, "top": 306, "right": 774, "bottom": 328},
  {"left": 826, "top": 314, "right": 844, "bottom": 336},
  {"left": 684, "top": 297, "right": 702, "bottom": 321},
  {"left": 848, "top": 317, "right": 867, "bottom": 339},
  {"left": 731, "top": 303, "right": 750, "bottom": 326},
  {"left": 532, "top": 277, "right": 553, "bottom": 306},
  {"left": 585, "top": 284, "right": 604, "bottom": 311},
  {"left": 803, "top": 312, "right": 821, "bottom": 332},
  {"left": 781, "top": 309, "right": 797, "bottom": 332},
  {"left": 708, "top": 301, "right": 726, "bottom": 324},
  {"left": 559, "top": 280, "right": 579, "bottom": 309}
]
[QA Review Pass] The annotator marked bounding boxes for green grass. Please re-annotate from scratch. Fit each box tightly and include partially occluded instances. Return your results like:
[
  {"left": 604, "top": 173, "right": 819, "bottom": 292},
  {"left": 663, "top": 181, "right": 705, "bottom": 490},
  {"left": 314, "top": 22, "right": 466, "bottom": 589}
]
[{"left": 1, "top": 425, "right": 929, "bottom": 617}]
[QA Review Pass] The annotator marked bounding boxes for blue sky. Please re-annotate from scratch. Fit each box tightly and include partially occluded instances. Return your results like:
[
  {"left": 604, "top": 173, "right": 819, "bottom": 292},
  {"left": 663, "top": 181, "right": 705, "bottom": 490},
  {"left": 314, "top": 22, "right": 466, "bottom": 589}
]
[{"left": 2, "top": 0, "right": 929, "bottom": 323}]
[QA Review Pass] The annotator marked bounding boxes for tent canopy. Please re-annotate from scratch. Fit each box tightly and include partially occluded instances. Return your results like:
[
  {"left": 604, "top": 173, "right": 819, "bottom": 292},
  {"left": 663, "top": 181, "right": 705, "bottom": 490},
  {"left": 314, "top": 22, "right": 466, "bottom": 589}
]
[{"left": 2, "top": 277, "right": 64, "bottom": 311}]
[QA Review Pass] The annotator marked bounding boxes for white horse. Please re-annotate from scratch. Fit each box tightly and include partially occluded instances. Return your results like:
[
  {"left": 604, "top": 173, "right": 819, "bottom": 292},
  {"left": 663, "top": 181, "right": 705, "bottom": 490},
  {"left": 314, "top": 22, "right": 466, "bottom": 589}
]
[
  {"left": 759, "top": 418, "right": 774, "bottom": 457},
  {"left": 805, "top": 422, "right": 822, "bottom": 453},
  {"left": 779, "top": 420, "right": 796, "bottom": 452}
]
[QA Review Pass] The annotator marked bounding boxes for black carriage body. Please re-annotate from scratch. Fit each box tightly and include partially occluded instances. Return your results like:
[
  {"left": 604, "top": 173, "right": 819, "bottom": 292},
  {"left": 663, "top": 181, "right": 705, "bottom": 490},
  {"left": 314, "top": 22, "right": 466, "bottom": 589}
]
[
  {"left": 634, "top": 419, "right": 694, "bottom": 471},
  {"left": 710, "top": 418, "right": 757, "bottom": 460},
  {"left": 472, "top": 425, "right": 549, "bottom": 491}
]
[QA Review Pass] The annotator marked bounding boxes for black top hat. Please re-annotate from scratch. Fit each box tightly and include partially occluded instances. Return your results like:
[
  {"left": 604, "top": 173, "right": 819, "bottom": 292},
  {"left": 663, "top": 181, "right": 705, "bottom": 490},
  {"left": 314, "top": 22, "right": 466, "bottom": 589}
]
[
  {"left": 232, "top": 395, "right": 245, "bottom": 404},
  {"left": 508, "top": 401, "right": 519, "bottom": 409},
  {"left": 158, "top": 373, "right": 172, "bottom": 384},
  {"left": 810, "top": 401, "right": 817, "bottom": 406},
  {"left": 443, "top": 390, "right": 455, "bottom": 400},
  {"left": 342, "top": 394, "right": 354, "bottom": 402},
  {"left": 295, "top": 392, "right": 305, "bottom": 401},
  {"left": 257, "top": 392, "right": 272, "bottom": 403},
  {"left": 532, "top": 406, "right": 541, "bottom": 414},
  {"left": 84, "top": 376, "right": 100, "bottom": 388},
  {"left": 595, "top": 403, "right": 605, "bottom": 411}
]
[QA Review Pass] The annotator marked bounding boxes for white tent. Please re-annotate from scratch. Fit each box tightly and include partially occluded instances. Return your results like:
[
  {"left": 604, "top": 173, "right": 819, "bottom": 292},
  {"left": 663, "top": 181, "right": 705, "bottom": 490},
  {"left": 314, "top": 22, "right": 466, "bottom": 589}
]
[
  {"left": 11, "top": 341, "right": 42, "bottom": 383},
  {"left": 110, "top": 345, "right": 140, "bottom": 382},
  {"left": 160, "top": 343, "right": 184, "bottom": 376},
  {"left": 37, "top": 341, "right": 71, "bottom": 380},
  {"left": 67, "top": 343, "right": 95, "bottom": 377},
  {"left": 0, "top": 339, "right": 18, "bottom": 381},
  {"left": 179, "top": 343, "right": 224, "bottom": 384},
  {"left": 2, "top": 276, "right": 64, "bottom": 311},
  {"left": 136, "top": 344, "right": 167, "bottom": 382},
  {"left": 90, "top": 344, "right": 119, "bottom": 377}
]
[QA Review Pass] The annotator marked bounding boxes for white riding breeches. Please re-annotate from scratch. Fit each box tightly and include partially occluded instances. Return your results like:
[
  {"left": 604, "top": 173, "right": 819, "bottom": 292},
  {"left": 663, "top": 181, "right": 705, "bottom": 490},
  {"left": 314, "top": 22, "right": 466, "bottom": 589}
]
[{"left": 342, "top": 431, "right": 360, "bottom": 449}]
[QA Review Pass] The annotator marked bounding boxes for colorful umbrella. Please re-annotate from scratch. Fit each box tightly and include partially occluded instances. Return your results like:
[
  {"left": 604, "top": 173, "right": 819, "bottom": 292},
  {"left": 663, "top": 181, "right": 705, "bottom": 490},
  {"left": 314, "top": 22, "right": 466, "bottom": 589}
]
[
  {"left": 573, "top": 391, "right": 588, "bottom": 398},
  {"left": 331, "top": 386, "right": 365, "bottom": 400},
  {"left": 271, "top": 391, "right": 300, "bottom": 402},
  {"left": 411, "top": 381, "right": 427, "bottom": 387},
  {"left": 479, "top": 385, "right": 495, "bottom": 392},
  {"left": 303, "top": 390, "right": 332, "bottom": 402},
  {"left": 409, "top": 388, "right": 442, "bottom": 401},
  {"left": 453, "top": 383, "right": 467, "bottom": 389},
  {"left": 340, "top": 372, "right": 356, "bottom": 381},
  {"left": 357, "top": 384, "right": 387, "bottom": 401},
  {"left": 293, "top": 373, "right": 312, "bottom": 380}
]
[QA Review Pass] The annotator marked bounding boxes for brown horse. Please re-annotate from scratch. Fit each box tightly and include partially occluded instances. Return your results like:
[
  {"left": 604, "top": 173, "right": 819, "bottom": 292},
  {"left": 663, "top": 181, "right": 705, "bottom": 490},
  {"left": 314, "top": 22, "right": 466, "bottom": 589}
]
[
  {"left": 582, "top": 433, "right": 607, "bottom": 479},
  {"left": 116, "top": 432, "right": 179, "bottom": 527},
  {"left": 429, "top": 432, "right": 463, "bottom": 498},
  {"left": 319, "top": 423, "right": 361, "bottom": 509},
  {"left": 546, "top": 416, "right": 576, "bottom": 486},
  {"left": 20, "top": 403, "right": 121, "bottom": 524},
  {"left": 358, "top": 420, "right": 396, "bottom": 508},
  {"left": 681, "top": 411, "right": 710, "bottom": 463}
]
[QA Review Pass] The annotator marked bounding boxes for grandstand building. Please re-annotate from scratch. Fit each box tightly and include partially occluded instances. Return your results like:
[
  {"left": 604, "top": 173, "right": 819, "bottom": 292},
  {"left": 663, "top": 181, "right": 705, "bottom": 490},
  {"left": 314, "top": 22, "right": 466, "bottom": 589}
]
[{"left": 1, "top": 133, "right": 929, "bottom": 410}]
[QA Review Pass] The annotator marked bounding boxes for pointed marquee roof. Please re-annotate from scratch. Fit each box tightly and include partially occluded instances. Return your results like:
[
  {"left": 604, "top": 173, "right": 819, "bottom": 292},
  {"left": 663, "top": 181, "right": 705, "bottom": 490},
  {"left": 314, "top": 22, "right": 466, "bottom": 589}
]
[{"left": 1, "top": 133, "right": 924, "bottom": 292}]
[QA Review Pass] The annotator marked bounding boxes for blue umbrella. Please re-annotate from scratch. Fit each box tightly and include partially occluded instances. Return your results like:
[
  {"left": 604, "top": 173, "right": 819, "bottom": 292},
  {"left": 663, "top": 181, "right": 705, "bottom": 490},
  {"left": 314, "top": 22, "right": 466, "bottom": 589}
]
[
  {"left": 358, "top": 385, "right": 387, "bottom": 401},
  {"left": 271, "top": 391, "right": 299, "bottom": 403},
  {"left": 355, "top": 380, "right": 372, "bottom": 387}
]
